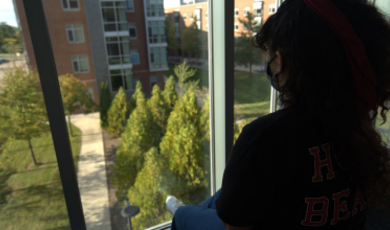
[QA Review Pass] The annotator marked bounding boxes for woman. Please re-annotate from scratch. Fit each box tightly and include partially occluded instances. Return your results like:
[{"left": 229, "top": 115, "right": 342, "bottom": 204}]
[{"left": 167, "top": 0, "right": 390, "bottom": 229}]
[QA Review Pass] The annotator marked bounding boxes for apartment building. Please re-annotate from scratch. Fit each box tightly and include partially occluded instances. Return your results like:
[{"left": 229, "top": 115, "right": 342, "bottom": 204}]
[
  {"left": 164, "top": 0, "right": 279, "bottom": 62},
  {"left": 13, "top": 0, "right": 168, "bottom": 102}
]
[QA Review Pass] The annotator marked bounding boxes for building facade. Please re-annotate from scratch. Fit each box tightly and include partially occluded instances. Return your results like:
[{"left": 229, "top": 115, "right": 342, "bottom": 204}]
[{"left": 13, "top": 0, "right": 168, "bottom": 103}]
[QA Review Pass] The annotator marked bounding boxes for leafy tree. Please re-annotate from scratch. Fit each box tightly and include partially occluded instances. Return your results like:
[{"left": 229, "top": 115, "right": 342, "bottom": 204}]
[
  {"left": 0, "top": 22, "right": 21, "bottom": 53},
  {"left": 174, "top": 59, "right": 199, "bottom": 96},
  {"left": 235, "top": 12, "right": 262, "bottom": 77},
  {"left": 112, "top": 93, "right": 156, "bottom": 201},
  {"left": 165, "top": 16, "right": 178, "bottom": 55},
  {"left": 200, "top": 94, "right": 210, "bottom": 141},
  {"left": 147, "top": 85, "right": 171, "bottom": 145},
  {"left": 160, "top": 88, "right": 206, "bottom": 203},
  {"left": 128, "top": 148, "right": 171, "bottom": 230},
  {"left": 127, "top": 81, "right": 143, "bottom": 115},
  {"left": 59, "top": 74, "right": 96, "bottom": 136},
  {"left": 107, "top": 87, "right": 128, "bottom": 137},
  {"left": 163, "top": 76, "right": 178, "bottom": 111},
  {"left": 99, "top": 82, "right": 112, "bottom": 128},
  {"left": 0, "top": 68, "right": 50, "bottom": 165},
  {"left": 182, "top": 17, "right": 201, "bottom": 61}
]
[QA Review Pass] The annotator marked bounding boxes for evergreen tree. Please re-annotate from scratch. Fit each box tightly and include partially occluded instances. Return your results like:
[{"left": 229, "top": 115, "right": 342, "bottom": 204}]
[
  {"left": 127, "top": 81, "right": 143, "bottom": 118},
  {"left": 160, "top": 88, "right": 206, "bottom": 203},
  {"left": 174, "top": 59, "right": 199, "bottom": 96},
  {"left": 128, "top": 147, "right": 171, "bottom": 230},
  {"left": 147, "top": 84, "right": 171, "bottom": 145},
  {"left": 99, "top": 82, "right": 111, "bottom": 129},
  {"left": 112, "top": 93, "right": 156, "bottom": 201},
  {"left": 163, "top": 76, "right": 178, "bottom": 111},
  {"left": 107, "top": 87, "right": 128, "bottom": 137},
  {"left": 200, "top": 94, "right": 210, "bottom": 141}
]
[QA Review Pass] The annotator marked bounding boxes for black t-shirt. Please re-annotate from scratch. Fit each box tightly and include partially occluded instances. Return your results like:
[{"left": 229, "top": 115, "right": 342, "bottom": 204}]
[{"left": 216, "top": 105, "right": 368, "bottom": 229}]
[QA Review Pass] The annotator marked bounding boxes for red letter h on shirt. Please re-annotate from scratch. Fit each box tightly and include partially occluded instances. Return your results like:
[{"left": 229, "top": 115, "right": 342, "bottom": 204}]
[{"left": 309, "top": 144, "right": 335, "bottom": 182}]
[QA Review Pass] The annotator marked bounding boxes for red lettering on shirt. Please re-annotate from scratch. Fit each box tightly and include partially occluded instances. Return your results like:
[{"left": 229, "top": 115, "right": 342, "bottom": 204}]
[
  {"left": 301, "top": 197, "right": 329, "bottom": 226},
  {"left": 331, "top": 188, "right": 351, "bottom": 225},
  {"left": 352, "top": 189, "right": 367, "bottom": 216},
  {"left": 309, "top": 144, "right": 335, "bottom": 182}
]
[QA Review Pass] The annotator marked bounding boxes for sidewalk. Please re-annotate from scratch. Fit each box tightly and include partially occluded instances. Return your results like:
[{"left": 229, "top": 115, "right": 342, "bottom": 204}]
[{"left": 71, "top": 112, "right": 112, "bottom": 230}]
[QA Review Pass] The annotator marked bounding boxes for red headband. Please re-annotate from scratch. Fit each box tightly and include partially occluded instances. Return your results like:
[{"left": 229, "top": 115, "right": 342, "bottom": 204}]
[{"left": 304, "top": 0, "right": 377, "bottom": 118}]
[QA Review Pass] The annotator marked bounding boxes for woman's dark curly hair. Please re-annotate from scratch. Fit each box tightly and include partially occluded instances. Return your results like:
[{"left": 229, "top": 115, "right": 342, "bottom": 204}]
[{"left": 255, "top": 0, "right": 390, "bottom": 210}]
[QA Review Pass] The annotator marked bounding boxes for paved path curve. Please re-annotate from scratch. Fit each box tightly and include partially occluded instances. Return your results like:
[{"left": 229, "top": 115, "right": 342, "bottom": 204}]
[{"left": 71, "top": 112, "right": 112, "bottom": 230}]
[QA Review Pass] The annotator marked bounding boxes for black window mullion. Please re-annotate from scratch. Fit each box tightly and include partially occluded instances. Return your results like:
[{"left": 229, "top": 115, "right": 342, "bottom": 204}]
[{"left": 22, "top": 0, "right": 87, "bottom": 229}]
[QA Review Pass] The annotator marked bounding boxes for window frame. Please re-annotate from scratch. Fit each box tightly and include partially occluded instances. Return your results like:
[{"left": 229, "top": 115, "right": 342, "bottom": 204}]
[
  {"left": 128, "top": 23, "right": 137, "bottom": 39},
  {"left": 126, "top": 0, "right": 135, "bottom": 12},
  {"left": 66, "top": 24, "right": 85, "bottom": 43},
  {"left": 62, "top": 0, "right": 80, "bottom": 11},
  {"left": 244, "top": 7, "right": 250, "bottom": 16},
  {"left": 71, "top": 55, "right": 89, "bottom": 73},
  {"left": 130, "top": 50, "right": 140, "bottom": 65},
  {"left": 234, "top": 8, "right": 239, "bottom": 17}
]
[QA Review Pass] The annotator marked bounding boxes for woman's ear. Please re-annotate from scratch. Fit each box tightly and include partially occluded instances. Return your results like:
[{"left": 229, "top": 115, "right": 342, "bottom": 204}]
[{"left": 275, "top": 51, "right": 284, "bottom": 73}]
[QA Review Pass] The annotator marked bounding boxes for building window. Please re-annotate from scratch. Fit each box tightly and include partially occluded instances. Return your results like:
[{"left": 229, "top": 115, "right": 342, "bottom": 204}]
[
  {"left": 131, "top": 50, "right": 140, "bottom": 64},
  {"left": 195, "top": 9, "right": 201, "bottom": 21},
  {"left": 126, "top": 0, "right": 134, "bottom": 11},
  {"left": 205, "top": 11, "right": 208, "bottom": 19},
  {"left": 128, "top": 23, "right": 137, "bottom": 38},
  {"left": 190, "top": 13, "right": 193, "bottom": 20},
  {"left": 269, "top": 4, "right": 276, "bottom": 14},
  {"left": 254, "top": 17, "right": 262, "bottom": 27},
  {"left": 234, "top": 22, "right": 239, "bottom": 31},
  {"left": 235, "top": 8, "right": 239, "bottom": 17},
  {"left": 150, "top": 76, "right": 158, "bottom": 91},
  {"left": 106, "top": 36, "right": 131, "bottom": 66},
  {"left": 101, "top": 2, "right": 127, "bottom": 32},
  {"left": 183, "top": 14, "right": 187, "bottom": 20},
  {"left": 150, "top": 47, "right": 167, "bottom": 69},
  {"left": 62, "top": 0, "right": 79, "bottom": 10},
  {"left": 71, "top": 56, "right": 89, "bottom": 73},
  {"left": 148, "top": 21, "right": 166, "bottom": 43},
  {"left": 244, "top": 7, "right": 250, "bottom": 16},
  {"left": 87, "top": 87, "right": 94, "bottom": 101},
  {"left": 110, "top": 68, "right": 133, "bottom": 91},
  {"left": 254, "top": 2, "right": 263, "bottom": 16},
  {"left": 145, "top": 0, "right": 164, "bottom": 17},
  {"left": 66, "top": 25, "right": 85, "bottom": 43}
]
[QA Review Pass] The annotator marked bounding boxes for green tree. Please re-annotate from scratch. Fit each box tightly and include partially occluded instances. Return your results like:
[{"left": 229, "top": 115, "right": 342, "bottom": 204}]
[
  {"left": 200, "top": 94, "right": 210, "bottom": 141},
  {"left": 0, "top": 22, "right": 21, "bottom": 53},
  {"left": 147, "top": 84, "right": 171, "bottom": 145},
  {"left": 107, "top": 87, "right": 128, "bottom": 137},
  {"left": 174, "top": 59, "right": 199, "bottom": 96},
  {"left": 160, "top": 88, "right": 206, "bottom": 203},
  {"left": 128, "top": 148, "right": 171, "bottom": 230},
  {"left": 112, "top": 93, "right": 156, "bottom": 201},
  {"left": 99, "top": 82, "right": 112, "bottom": 129},
  {"left": 59, "top": 74, "right": 96, "bottom": 136},
  {"left": 127, "top": 81, "right": 143, "bottom": 115},
  {"left": 165, "top": 16, "right": 178, "bottom": 55},
  {"left": 0, "top": 68, "right": 50, "bottom": 165},
  {"left": 182, "top": 17, "right": 201, "bottom": 61},
  {"left": 235, "top": 12, "right": 262, "bottom": 77},
  {"left": 163, "top": 76, "right": 178, "bottom": 111}
]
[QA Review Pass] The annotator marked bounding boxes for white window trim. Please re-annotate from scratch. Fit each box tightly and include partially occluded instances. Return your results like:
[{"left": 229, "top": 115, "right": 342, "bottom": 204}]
[
  {"left": 244, "top": 7, "right": 250, "bottom": 16},
  {"left": 62, "top": 0, "right": 80, "bottom": 11},
  {"left": 66, "top": 24, "right": 85, "bottom": 43},
  {"left": 71, "top": 56, "right": 89, "bottom": 73},
  {"left": 269, "top": 4, "right": 277, "bottom": 14},
  {"left": 205, "top": 11, "right": 208, "bottom": 19},
  {"left": 234, "top": 22, "right": 239, "bottom": 31},
  {"left": 234, "top": 8, "right": 239, "bottom": 17},
  {"left": 183, "top": 13, "right": 187, "bottom": 20},
  {"left": 126, "top": 0, "right": 135, "bottom": 12}
]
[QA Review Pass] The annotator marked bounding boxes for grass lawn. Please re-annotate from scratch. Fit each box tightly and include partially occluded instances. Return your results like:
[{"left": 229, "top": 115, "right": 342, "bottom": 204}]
[
  {"left": 0, "top": 54, "right": 16, "bottom": 60},
  {"left": 165, "top": 63, "right": 270, "bottom": 124},
  {"left": 0, "top": 123, "right": 81, "bottom": 230}
]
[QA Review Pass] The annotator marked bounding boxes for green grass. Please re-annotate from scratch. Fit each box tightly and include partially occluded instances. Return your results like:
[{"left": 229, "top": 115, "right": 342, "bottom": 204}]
[
  {"left": 165, "top": 64, "right": 271, "bottom": 124},
  {"left": 0, "top": 123, "right": 82, "bottom": 230},
  {"left": 0, "top": 54, "right": 17, "bottom": 60}
]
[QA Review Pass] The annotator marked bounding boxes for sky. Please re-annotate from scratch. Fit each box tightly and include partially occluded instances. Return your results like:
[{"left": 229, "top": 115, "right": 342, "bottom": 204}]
[{"left": 0, "top": 0, "right": 17, "bottom": 27}]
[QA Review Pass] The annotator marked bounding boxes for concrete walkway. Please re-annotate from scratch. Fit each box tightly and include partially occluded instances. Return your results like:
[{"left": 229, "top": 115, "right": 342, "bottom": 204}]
[{"left": 71, "top": 112, "right": 112, "bottom": 230}]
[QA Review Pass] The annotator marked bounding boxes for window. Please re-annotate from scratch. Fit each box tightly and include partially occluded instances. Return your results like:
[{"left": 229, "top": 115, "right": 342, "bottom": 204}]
[
  {"left": 66, "top": 25, "right": 84, "bottom": 43},
  {"left": 254, "top": 17, "right": 262, "bottom": 27},
  {"left": 148, "top": 21, "right": 167, "bottom": 43},
  {"left": 244, "top": 7, "right": 250, "bottom": 16},
  {"left": 149, "top": 47, "right": 167, "bottom": 69},
  {"left": 205, "top": 11, "right": 208, "bottom": 19},
  {"left": 174, "top": 12, "right": 180, "bottom": 23},
  {"left": 183, "top": 13, "right": 187, "bottom": 20},
  {"left": 106, "top": 36, "right": 131, "bottom": 65},
  {"left": 145, "top": 0, "right": 164, "bottom": 17},
  {"left": 195, "top": 9, "right": 201, "bottom": 21},
  {"left": 71, "top": 56, "right": 89, "bottom": 73},
  {"left": 130, "top": 50, "right": 140, "bottom": 64},
  {"left": 269, "top": 4, "right": 277, "bottom": 14},
  {"left": 62, "top": 0, "right": 79, "bottom": 10},
  {"left": 110, "top": 68, "right": 133, "bottom": 91},
  {"left": 128, "top": 23, "right": 137, "bottom": 38},
  {"left": 169, "top": 14, "right": 173, "bottom": 21},
  {"left": 126, "top": 0, "right": 134, "bottom": 11},
  {"left": 150, "top": 76, "right": 158, "bottom": 91},
  {"left": 235, "top": 8, "right": 239, "bottom": 17},
  {"left": 190, "top": 12, "right": 193, "bottom": 20},
  {"left": 234, "top": 22, "right": 239, "bottom": 31},
  {"left": 254, "top": 2, "right": 263, "bottom": 16},
  {"left": 101, "top": 2, "right": 127, "bottom": 32}
]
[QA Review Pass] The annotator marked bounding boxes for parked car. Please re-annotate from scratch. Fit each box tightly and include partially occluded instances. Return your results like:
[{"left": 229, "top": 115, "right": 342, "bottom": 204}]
[{"left": 256, "top": 65, "right": 266, "bottom": 73}]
